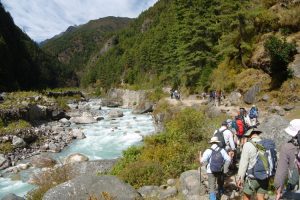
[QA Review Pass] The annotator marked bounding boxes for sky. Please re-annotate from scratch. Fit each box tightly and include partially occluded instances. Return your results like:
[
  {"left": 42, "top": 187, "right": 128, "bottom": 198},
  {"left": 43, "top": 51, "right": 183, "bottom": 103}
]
[{"left": 1, "top": 0, "right": 158, "bottom": 42}]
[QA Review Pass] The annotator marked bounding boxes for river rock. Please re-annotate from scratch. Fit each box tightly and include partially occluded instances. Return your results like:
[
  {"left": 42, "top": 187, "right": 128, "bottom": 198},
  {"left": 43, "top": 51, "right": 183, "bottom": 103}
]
[
  {"left": 69, "top": 160, "right": 117, "bottom": 175},
  {"left": 167, "top": 179, "right": 176, "bottom": 186},
  {"left": 0, "top": 154, "right": 6, "bottom": 166},
  {"left": 64, "top": 153, "right": 89, "bottom": 164},
  {"left": 59, "top": 118, "right": 71, "bottom": 126},
  {"left": 259, "top": 114, "right": 290, "bottom": 149},
  {"left": 12, "top": 136, "right": 26, "bottom": 148},
  {"left": 69, "top": 112, "right": 97, "bottom": 124},
  {"left": 180, "top": 170, "right": 206, "bottom": 200},
  {"left": 132, "top": 102, "right": 153, "bottom": 114},
  {"left": 30, "top": 155, "right": 57, "bottom": 168},
  {"left": 1, "top": 193, "right": 24, "bottom": 200},
  {"left": 28, "top": 104, "right": 47, "bottom": 121},
  {"left": 42, "top": 175, "right": 142, "bottom": 200},
  {"left": 16, "top": 163, "right": 30, "bottom": 170},
  {"left": 71, "top": 129, "right": 86, "bottom": 139},
  {"left": 243, "top": 84, "right": 260, "bottom": 104},
  {"left": 108, "top": 110, "right": 124, "bottom": 118},
  {"left": 48, "top": 142, "right": 61, "bottom": 153}
]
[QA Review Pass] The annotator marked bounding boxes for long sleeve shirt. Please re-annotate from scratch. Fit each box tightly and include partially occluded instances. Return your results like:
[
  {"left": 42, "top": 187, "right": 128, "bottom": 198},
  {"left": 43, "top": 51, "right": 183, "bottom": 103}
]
[
  {"left": 214, "top": 126, "right": 236, "bottom": 151},
  {"left": 237, "top": 136, "right": 262, "bottom": 181},
  {"left": 274, "top": 142, "right": 298, "bottom": 189},
  {"left": 200, "top": 144, "right": 231, "bottom": 174}
]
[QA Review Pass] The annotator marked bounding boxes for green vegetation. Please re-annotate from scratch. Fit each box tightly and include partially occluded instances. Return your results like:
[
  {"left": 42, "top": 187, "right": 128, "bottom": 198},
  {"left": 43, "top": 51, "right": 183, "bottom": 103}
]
[
  {"left": 27, "top": 165, "right": 74, "bottom": 200},
  {"left": 0, "top": 141, "right": 13, "bottom": 154},
  {"left": 264, "top": 36, "right": 297, "bottom": 89},
  {"left": 80, "top": 0, "right": 298, "bottom": 94},
  {"left": 0, "top": 120, "right": 31, "bottom": 135},
  {"left": 41, "top": 17, "right": 132, "bottom": 83},
  {"left": 111, "top": 108, "right": 223, "bottom": 188}
]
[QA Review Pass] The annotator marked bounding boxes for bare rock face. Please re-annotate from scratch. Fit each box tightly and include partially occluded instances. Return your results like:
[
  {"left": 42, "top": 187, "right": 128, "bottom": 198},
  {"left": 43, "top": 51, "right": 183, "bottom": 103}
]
[
  {"left": 243, "top": 84, "right": 261, "bottom": 104},
  {"left": 43, "top": 175, "right": 142, "bottom": 200}
]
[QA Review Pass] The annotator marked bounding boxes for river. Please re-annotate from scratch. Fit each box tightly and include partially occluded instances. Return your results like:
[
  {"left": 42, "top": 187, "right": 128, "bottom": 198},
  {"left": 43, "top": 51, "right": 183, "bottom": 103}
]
[{"left": 0, "top": 102, "right": 156, "bottom": 198}]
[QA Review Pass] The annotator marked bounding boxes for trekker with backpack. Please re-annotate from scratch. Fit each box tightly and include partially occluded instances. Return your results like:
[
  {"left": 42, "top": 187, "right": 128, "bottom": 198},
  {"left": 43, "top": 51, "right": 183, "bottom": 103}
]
[
  {"left": 249, "top": 105, "right": 259, "bottom": 126},
  {"left": 213, "top": 121, "right": 236, "bottom": 156},
  {"left": 200, "top": 136, "right": 231, "bottom": 200},
  {"left": 274, "top": 119, "right": 300, "bottom": 200},
  {"left": 237, "top": 129, "right": 277, "bottom": 200}
]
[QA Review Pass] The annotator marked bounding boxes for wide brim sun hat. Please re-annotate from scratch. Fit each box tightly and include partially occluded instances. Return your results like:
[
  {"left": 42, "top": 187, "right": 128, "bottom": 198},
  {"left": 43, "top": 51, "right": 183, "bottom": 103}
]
[
  {"left": 209, "top": 136, "right": 221, "bottom": 144},
  {"left": 285, "top": 119, "right": 300, "bottom": 137},
  {"left": 244, "top": 128, "right": 262, "bottom": 137}
]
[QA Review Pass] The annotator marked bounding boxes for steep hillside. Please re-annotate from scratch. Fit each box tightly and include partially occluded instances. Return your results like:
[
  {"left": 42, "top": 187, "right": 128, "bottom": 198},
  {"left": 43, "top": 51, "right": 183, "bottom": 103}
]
[
  {"left": 41, "top": 17, "right": 133, "bottom": 79},
  {"left": 0, "top": 3, "right": 67, "bottom": 91},
  {"left": 81, "top": 0, "right": 300, "bottom": 94}
]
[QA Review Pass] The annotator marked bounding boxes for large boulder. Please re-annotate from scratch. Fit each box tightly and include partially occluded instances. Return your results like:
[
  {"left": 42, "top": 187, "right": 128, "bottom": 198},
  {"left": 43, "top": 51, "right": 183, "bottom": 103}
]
[
  {"left": 226, "top": 92, "right": 242, "bottom": 106},
  {"left": 70, "top": 112, "right": 97, "bottom": 124},
  {"left": 71, "top": 129, "right": 86, "bottom": 139},
  {"left": 132, "top": 102, "right": 153, "bottom": 114},
  {"left": 70, "top": 160, "right": 117, "bottom": 175},
  {"left": 64, "top": 153, "right": 89, "bottom": 165},
  {"left": 259, "top": 114, "right": 290, "bottom": 149},
  {"left": 12, "top": 136, "right": 26, "bottom": 148},
  {"left": 179, "top": 170, "right": 206, "bottom": 200},
  {"left": 1, "top": 193, "right": 24, "bottom": 200},
  {"left": 108, "top": 110, "right": 124, "bottom": 118},
  {"left": 43, "top": 175, "right": 142, "bottom": 200},
  {"left": 28, "top": 104, "right": 47, "bottom": 121},
  {"left": 30, "top": 155, "right": 57, "bottom": 168},
  {"left": 205, "top": 104, "right": 222, "bottom": 118},
  {"left": 243, "top": 84, "right": 260, "bottom": 104}
]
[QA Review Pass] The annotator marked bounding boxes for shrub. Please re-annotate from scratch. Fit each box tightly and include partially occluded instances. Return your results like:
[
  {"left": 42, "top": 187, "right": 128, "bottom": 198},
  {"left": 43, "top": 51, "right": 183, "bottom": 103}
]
[
  {"left": 264, "top": 36, "right": 297, "bottom": 89},
  {"left": 111, "top": 108, "right": 223, "bottom": 188},
  {"left": 0, "top": 142, "right": 14, "bottom": 154}
]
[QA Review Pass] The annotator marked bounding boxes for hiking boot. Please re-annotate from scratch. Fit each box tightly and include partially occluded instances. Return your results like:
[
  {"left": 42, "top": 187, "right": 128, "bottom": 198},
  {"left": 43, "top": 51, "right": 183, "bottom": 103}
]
[{"left": 209, "top": 192, "right": 217, "bottom": 200}]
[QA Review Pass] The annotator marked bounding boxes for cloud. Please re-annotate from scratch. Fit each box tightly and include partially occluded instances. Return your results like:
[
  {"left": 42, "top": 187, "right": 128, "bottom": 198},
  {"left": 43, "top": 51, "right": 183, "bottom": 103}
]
[{"left": 2, "top": 0, "right": 158, "bottom": 42}]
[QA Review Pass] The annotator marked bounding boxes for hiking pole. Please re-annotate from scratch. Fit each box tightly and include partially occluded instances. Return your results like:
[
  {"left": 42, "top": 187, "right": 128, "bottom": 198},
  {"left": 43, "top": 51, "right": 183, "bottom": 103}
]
[{"left": 199, "top": 151, "right": 202, "bottom": 185}]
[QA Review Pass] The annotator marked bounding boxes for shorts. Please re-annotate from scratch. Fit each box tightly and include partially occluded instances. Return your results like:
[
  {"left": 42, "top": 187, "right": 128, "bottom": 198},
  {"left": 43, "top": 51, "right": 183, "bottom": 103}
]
[{"left": 243, "top": 178, "right": 268, "bottom": 195}]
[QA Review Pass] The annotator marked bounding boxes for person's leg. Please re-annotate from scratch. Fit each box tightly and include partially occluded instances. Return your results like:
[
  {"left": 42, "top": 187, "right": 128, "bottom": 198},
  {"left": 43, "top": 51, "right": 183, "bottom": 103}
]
[
  {"left": 217, "top": 173, "right": 224, "bottom": 197},
  {"left": 243, "top": 193, "right": 251, "bottom": 200},
  {"left": 208, "top": 173, "right": 217, "bottom": 200}
]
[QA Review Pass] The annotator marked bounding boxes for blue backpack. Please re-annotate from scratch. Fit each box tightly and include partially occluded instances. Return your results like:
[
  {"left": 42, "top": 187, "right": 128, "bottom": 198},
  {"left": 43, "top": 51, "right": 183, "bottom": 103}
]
[
  {"left": 247, "top": 139, "right": 277, "bottom": 180},
  {"left": 249, "top": 107, "right": 258, "bottom": 119},
  {"left": 210, "top": 148, "right": 225, "bottom": 173}
]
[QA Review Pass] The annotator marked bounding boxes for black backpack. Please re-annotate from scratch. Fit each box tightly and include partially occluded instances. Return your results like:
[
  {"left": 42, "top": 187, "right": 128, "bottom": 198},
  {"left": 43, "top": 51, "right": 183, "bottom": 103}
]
[
  {"left": 210, "top": 148, "right": 225, "bottom": 173},
  {"left": 214, "top": 129, "right": 226, "bottom": 148}
]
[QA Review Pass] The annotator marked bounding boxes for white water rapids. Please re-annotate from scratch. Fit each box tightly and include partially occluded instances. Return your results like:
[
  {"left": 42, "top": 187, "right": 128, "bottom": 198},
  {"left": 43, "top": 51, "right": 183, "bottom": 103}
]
[{"left": 0, "top": 103, "right": 156, "bottom": 198}]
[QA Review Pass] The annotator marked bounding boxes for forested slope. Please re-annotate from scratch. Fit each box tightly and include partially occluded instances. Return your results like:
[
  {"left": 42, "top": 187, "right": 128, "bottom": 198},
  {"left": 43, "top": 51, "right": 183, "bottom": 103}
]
[
  {"left": 82, "top": 0, "right": 300, "bottom": 93},
  {"left": 0, "top": 3, "right": 67, "bottom": 91},
  {"left": 41, "top": 17, "right": 133, "bottom": 83}
]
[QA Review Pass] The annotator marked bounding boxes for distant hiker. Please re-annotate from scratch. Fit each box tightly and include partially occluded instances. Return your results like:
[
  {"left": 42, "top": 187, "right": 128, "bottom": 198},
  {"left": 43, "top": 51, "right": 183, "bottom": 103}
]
[
  {"left": 200, "top": 136, "right": 231, "bottom": 200},
  {"left": 237, "top": 129, "right": 277, "bottom": 200},
  {"left": 213, "top": 121, "right": 236, "bottom": 158},
  {"left": 173, "top": 90, "right": 180, "bottom": 100},
  {"left": 274, "top": 119, "right": 300, "bottom": 200},
  {"left": 170, "top": 89, "right": 174, "bottom": 99},
  {"left": 249, "top": 105, "right": 259, "bottom": 126}
]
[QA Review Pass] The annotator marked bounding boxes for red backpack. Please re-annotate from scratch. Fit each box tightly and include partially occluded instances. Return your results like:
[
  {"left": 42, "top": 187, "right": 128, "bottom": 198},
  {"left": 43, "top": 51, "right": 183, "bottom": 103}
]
[{"left": 236, "top": 118, "right": 245, "bottom": 136}]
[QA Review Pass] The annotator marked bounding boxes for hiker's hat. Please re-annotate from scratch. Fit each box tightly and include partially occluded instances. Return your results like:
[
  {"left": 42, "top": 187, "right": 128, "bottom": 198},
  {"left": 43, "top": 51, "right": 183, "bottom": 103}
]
[
  {"left": 209, "top": 136, "right": 220, "bottom": 144},
  {"left": 222, "top": 121, "right": 228, "bottom": 126},
  {"left": 285, "top": 119, "right": 300, "bottom": 137},
  {"left": 252, "top": 105, "right": 256, "bottom": 107},
  {"left": 244, "top": 128, "right": 262, "bottom": 137}
]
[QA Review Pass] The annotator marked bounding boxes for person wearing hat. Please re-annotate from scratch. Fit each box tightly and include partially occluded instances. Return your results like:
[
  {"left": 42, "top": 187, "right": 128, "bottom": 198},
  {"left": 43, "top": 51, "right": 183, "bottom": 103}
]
[
  {"left": 237, "top": 128, "right": 268, "bottom": 200},
  {"left": 199, "top": 136, "right": 231, "bottom": 200},
  {"left": 214, "top": 121, "right": 236, "bottom": 154},
  {"left": 274, "top": 119, "right": 300, "bottom": 200}
]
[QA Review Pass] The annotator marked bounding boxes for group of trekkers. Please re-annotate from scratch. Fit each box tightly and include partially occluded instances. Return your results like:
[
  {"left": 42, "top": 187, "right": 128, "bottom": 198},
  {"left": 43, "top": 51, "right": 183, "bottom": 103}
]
[
  {"left": 199, "top": 105, "right": 300, "bottom": 200},
  {"left": 209, "top": 90, "right": 224, "bottom": 106}
]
